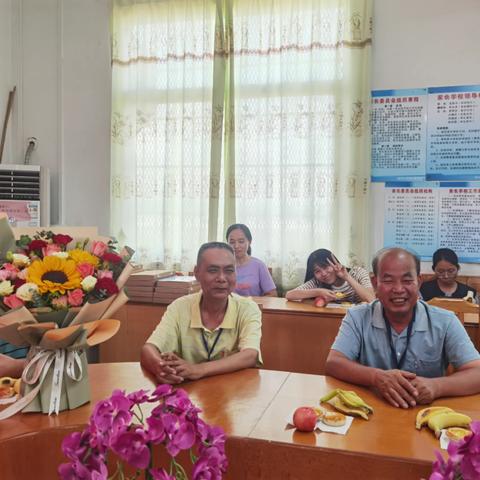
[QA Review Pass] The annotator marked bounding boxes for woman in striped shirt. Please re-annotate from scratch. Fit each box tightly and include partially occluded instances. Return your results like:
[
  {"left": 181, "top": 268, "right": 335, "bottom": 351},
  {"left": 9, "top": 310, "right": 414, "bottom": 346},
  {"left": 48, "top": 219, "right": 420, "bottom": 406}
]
[{"left": 285, "top": 249, "right": 375, "bottom": 305}]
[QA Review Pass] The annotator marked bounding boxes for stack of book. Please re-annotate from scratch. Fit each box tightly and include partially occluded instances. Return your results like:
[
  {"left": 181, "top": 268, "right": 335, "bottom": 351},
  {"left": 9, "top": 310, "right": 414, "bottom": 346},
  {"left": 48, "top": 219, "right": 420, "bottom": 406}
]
[
  {"left": 153, "top": 275, "right": 201, "bottom": 304},
  {"left": 125, "top": 270, "right": 174, "bottom": 303}
]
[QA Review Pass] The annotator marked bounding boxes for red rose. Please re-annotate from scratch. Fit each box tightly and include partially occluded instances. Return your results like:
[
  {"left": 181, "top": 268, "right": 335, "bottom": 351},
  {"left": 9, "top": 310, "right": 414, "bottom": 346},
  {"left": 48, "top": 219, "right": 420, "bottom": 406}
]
[
  {"left": 13, "top": 278, "right": 26, "bottom": 290},
  {"left": 53, "top": 234, "right": 73, "bottom": 245},
  {"left": 95, "top": 277, "right": 119, "bottom": 296},
  {"left": 102, "top": 252, "right": 122, "bottom": 264},
  {"left": 28, "top": 239, "right": 48, "bottom": 253}
]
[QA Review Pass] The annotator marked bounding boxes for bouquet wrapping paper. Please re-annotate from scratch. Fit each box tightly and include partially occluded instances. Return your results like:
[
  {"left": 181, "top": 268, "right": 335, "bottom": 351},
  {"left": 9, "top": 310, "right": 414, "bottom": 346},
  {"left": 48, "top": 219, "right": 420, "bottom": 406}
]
[{"left": 0, "top": 216, "right": 134, "bottom": 417}]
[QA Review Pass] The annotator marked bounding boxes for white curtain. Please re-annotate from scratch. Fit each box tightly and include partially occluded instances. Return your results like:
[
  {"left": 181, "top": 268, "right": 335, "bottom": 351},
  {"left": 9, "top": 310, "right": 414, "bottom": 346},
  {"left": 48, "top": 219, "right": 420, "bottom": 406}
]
[
  {"left": 230, "top": 0, "right": 372, "bottom": 290},
  {"left": 111, "top": 0, "right": 218, "bottom": 270},
  {"left": 111, "top": 0, "right": 372, "bottom": 290}
]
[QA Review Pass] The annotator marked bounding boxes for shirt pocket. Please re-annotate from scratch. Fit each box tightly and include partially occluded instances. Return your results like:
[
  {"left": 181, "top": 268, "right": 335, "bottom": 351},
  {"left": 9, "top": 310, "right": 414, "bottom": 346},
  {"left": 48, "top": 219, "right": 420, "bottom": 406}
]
[{"left": 406, "top": 349, "right": 442, "bottom": 377}]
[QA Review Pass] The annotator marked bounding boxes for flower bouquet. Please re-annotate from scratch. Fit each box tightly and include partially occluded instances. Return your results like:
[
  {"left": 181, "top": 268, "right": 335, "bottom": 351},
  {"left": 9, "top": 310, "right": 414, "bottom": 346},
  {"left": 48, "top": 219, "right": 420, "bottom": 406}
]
[
  {"left": 59, "top": 385, "right": 228, "bottom": 480},
  {"left": 430, "top": 421, "right": 480, "bottom": 480},
  {"left": 0, "top": 215, "right": 134, "bottom": 418}
]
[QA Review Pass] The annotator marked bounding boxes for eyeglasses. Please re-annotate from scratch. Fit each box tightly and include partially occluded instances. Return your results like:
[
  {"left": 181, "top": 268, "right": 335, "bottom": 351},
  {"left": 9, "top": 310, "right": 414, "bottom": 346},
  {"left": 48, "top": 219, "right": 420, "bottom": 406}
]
[{"left": 435, "top": 268, "right": 457, "bottom": 277}]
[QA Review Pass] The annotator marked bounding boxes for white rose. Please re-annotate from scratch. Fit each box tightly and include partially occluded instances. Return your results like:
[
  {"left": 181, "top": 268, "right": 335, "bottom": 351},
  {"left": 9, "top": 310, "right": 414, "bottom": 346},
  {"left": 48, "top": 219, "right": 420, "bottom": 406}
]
[
  {"left": 0, "top": 280, "right": 14, "bottom": 297},
  {"left": 15, "top": 282, "right": 39, "bottom": 301},
  {"left": 12, "top": 253, "right": 30, "bottom": 268},
  {"left": 81, "top": 275, "right": 97, "bottom": 292},
  {"left": 51, "top": 251, "right": 69, "bottom": 259}
]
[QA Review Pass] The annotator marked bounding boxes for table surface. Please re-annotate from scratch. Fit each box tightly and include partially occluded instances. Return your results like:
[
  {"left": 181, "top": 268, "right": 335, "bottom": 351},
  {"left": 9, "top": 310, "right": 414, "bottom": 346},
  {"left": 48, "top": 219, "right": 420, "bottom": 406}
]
[{"left": 2, "top": 363, "right": 478, "bottom": 466}]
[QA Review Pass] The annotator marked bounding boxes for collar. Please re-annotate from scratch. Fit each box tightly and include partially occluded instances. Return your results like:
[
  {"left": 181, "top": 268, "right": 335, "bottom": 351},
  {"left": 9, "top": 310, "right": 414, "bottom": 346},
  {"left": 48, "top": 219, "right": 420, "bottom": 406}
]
[
  {"left": 371, "top": 300, "right": 429, "bottom": 333},
  {"left": 190, "top": 291, "right": 236, "bottom": 331}
]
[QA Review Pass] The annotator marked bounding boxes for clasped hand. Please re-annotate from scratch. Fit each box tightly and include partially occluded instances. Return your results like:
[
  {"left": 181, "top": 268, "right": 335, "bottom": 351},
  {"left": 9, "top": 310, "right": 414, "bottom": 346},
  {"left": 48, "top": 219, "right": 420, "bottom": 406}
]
[
  {"left": 374, "top": 369, "right": 437, "bottom": 408},
  {"left": 154, "top": 352, "right": 203, "bottom": 384}
]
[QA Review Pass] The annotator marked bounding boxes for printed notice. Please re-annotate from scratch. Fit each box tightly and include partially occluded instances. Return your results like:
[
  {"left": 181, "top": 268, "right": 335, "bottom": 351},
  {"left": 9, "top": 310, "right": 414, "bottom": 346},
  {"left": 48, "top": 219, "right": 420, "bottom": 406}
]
[
  {"left": 384, "top": 182, "right": 480, "bottom": 263},
  {"left": 371, "top": 89, "right": 427, "bottom": 182},
  {"left": 427, "top": 85, "right": 480, "bottom": 180}
]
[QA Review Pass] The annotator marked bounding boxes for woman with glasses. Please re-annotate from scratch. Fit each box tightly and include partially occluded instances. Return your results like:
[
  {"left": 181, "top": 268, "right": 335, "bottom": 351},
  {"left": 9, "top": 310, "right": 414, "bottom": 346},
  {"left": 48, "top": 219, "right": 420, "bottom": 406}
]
[
  {"left": 420, "top": 248, "right": 477, "bottom": 302},
  {"left": 285, "top": 249, "right": 375, "bottom": 305}
]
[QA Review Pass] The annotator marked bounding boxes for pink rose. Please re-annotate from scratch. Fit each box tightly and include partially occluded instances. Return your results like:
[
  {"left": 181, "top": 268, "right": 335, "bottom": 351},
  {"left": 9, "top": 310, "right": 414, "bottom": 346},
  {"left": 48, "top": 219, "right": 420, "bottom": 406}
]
[
  {"left": 43, "top": 244, "right": 62, "bottom": 256},
  {"left": 2, "top": 263, "right": 19, "bottom": 280},
  {"left": 91, "top": 241, "right": 108, "bottom": 257},
  {"left": 67, "top": 288, "right": 84, "bottom": 307},
  {"left": 51, "top": 295, "right": 68, "bottom": 309},
  {"left": 4, "top": 294, "right": 24, "bottom": 309},
  {"left": 97, "top": 270, "right": 113, "bottom": 280},
  {"left": 0, "top": 270, "right": 10, "bottom": 281},
  {"left": 77, "top": 262, "right": 95, "bottom": 278}
]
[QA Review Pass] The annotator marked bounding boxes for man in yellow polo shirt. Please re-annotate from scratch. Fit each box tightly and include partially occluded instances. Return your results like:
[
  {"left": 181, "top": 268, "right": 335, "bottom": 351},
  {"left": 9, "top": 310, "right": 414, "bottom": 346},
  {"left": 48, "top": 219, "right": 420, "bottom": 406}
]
[{"left": 140, "top": 242, "right": 262, "bottom": 384}]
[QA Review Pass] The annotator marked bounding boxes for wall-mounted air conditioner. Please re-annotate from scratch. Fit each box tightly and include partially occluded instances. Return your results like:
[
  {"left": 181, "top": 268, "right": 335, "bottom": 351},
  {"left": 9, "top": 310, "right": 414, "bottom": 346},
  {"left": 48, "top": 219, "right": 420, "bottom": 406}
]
[{"left": 0, "top": 164, "right": 50, "bottom": 227}]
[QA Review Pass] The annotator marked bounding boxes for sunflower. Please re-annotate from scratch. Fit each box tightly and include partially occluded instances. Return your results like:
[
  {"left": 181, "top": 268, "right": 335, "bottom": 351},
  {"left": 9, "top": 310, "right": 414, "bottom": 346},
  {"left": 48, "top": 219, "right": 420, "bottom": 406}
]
[
  {"left": 27, "top": 256, "right": 82, "bottom": 294},
  {"left": 68, "top": 249, "right": 100, "bottom": 267}
]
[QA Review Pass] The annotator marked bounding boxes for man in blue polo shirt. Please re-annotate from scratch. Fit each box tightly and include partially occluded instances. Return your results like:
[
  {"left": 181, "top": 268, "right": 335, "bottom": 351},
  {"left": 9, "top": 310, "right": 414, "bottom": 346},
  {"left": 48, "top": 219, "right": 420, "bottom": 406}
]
[{"left": 325, "top": 247, "right": 480, "bottom": 408}]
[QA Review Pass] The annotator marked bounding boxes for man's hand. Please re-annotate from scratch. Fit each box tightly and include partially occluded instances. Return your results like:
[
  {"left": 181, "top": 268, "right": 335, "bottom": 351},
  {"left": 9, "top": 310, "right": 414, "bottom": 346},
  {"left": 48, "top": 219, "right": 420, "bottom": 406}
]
[
  {"left": 411, "top": 377, "right": 438, "bottom": 404},
  {"left": 167, "top": 356, "right": 204, "bottom": 381},
  {"left": 140, "top": 345, "right": 185, "bottom": 384},
  {"left": 373, "top": 369, "right": 418, "bottom": 408}
]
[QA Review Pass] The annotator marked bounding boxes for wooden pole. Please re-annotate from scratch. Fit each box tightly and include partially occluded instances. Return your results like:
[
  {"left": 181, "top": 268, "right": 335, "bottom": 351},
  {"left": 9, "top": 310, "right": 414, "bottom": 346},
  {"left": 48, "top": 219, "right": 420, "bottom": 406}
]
[{"left": 0, "top": 86, "right": 16, "bottom": 164}]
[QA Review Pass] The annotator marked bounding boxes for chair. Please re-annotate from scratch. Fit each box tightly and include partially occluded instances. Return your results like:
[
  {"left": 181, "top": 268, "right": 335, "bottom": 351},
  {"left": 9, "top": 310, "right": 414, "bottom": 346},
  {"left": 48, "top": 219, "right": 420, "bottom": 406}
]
[{"left": 426, "top": 297, "right": 478, "bottom": 325}]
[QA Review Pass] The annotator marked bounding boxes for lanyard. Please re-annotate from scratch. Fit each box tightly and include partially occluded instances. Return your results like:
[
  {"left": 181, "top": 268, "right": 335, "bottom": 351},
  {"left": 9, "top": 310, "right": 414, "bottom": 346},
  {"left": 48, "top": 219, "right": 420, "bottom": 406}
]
[
  {"left": 383, "top": 307, "right": 416, "bottom": 370},
  {"left": 201, "top": 328, "right": 223, "bottom": 361}
]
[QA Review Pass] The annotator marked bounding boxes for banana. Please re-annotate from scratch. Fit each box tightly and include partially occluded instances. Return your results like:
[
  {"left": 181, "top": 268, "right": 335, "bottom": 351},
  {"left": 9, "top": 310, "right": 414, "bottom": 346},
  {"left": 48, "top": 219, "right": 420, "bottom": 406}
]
[
  {"left": 327, "top": 395, "right": 370, "bottom": 420},
  {"left": 427, "top": 412, "right": 472, "bottom": 438},
  {"left": 319, "top": 389, "right": 340, "bottom": 403},
  {"left": 446, "top": 427, "right": 471, "bottom": 442},
  {"left": 337, "top": 390, "right": 374, "bottom": 414},
  {"left": 415, "top": 406, "right": 454, "bottom": 430}
]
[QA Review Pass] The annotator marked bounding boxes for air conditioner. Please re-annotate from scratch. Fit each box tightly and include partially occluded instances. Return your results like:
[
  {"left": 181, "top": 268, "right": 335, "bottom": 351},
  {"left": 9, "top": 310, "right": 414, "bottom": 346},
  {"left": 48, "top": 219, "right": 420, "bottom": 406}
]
[{"left": 0, "top": 164, "right": 50, "bottom": 227}]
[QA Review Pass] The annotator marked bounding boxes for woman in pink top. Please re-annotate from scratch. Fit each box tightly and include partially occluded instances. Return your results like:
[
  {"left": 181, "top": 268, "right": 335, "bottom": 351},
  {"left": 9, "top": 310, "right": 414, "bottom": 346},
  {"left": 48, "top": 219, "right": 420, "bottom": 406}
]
[{"left": 226, "top": 224, "right": 277, "bottom": 297}]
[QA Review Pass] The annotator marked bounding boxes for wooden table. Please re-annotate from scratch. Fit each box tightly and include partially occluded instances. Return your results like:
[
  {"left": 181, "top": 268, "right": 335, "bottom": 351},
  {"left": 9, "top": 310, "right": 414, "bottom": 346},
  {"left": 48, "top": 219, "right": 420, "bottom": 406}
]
[
  {"left": 99, "top": 298, "right": 347, "bottom": 374},
  {"left": 2, "top": 364, "right": 479, "bottom": 479}
]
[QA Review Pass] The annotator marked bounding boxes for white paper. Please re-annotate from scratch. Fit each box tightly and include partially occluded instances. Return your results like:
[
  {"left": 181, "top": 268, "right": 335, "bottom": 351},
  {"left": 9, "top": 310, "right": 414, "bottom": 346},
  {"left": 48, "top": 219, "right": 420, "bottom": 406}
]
[{"left": 286, "top": 411, "right": 354, "bottom": 435}]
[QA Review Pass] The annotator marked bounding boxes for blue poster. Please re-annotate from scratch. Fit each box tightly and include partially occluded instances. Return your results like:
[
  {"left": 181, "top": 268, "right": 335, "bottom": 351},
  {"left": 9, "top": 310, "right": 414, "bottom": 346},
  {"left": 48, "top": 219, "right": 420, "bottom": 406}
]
[
  {"left": 426, "top": 85, "right": 480, "bottom": 180},
  {"left": 384, "top": 182, "right": 480, "bottom": 263},
  {"left": 371, "top": 89, "right": 427, "bottom": 182}
]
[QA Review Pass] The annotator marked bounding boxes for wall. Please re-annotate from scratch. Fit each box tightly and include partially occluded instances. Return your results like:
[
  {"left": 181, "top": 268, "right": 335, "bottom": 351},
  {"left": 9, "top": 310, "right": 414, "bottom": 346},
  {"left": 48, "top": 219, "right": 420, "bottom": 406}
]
[
  {"left": 0, "top": 0, "right": 14, "bottom": 163},
  {"left": 5, "top": 0, "right": 111, "bottom": 233},
  {"left": 371, "top": 0, "right": 480, "bottom": 274}
]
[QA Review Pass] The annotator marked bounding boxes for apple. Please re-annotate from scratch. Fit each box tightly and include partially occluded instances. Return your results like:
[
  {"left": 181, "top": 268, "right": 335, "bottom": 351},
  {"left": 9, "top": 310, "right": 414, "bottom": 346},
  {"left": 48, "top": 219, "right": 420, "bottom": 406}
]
[
  {"left": 314, "top": 296, "right": 326, "bottom": 307},
  {"left": 293, "top": 406, "right": 318, "bottom": 432}
]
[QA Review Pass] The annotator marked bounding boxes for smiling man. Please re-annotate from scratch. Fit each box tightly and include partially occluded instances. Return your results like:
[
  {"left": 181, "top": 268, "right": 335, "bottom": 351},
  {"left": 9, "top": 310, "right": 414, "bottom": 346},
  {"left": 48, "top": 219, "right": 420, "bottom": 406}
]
[
  {"left": 325, "top": 247, "right": 480, "bottom": 408},
  {"left": 141, "top": 242, "right": 262, "bottom": 384}
]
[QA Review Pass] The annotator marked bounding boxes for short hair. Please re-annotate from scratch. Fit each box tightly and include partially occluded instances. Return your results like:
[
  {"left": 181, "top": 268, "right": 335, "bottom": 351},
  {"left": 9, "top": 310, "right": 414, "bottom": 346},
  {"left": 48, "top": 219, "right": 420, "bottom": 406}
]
[
  {"left": 372, "top": 247, "right": 420, "bottom": 276},
  {"left": 196, "top": 242, "right": 234, "bottom": 266},
  {"left": 432, "top": 248, "right": 459, "bottom": 269},
  {"left": 304, "top": 249, "right": 335, "bottom": 282},
  {"left": 226, "top": 223, "right": 252, "bottom": 255}
]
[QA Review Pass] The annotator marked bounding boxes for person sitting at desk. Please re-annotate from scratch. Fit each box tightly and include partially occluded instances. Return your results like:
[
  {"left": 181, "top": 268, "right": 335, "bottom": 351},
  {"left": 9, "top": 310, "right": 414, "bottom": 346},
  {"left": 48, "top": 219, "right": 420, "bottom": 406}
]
[
  {"left": 226, "top": 223, "right": 277, "bottom": 297},
  {"left": 325, "top": 247, "right": 480, "bottom": 408},
  {"left": 420, "top": 247, "right": 477, "bottom": 302},
  {"left": 141, "top": 242, "right": 262, "bottom": 384},
  {"left": 285, "top": 248, "right": 375, "bottom": 304}
]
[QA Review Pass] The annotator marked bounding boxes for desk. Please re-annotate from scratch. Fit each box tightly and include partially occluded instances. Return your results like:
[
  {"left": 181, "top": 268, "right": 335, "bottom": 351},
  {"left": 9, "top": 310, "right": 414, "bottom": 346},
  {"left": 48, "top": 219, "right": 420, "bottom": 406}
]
[
  {"left": 2, "top": 364, "right": 479, "bottom": 479},
  {"left": 99, "top": 298, "right": 347, "bottom": 374}
]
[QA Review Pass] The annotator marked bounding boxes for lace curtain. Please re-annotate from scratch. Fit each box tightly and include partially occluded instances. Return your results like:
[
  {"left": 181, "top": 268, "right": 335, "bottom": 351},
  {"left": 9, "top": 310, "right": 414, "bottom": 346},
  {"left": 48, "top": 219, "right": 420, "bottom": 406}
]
[{"left": 111, "top": 0, "right": 372, "bottom": 289}]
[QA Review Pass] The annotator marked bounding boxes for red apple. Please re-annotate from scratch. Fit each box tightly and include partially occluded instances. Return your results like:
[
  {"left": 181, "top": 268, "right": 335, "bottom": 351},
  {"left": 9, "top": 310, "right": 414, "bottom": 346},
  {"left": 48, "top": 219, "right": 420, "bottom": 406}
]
[
  {"left": 293, "top": 406, "right": 318, "bottom": 432},
  {"left": 314, "top": 296, "right": 326, "bottom": 307}
]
